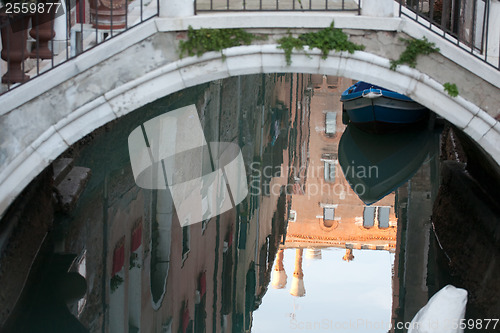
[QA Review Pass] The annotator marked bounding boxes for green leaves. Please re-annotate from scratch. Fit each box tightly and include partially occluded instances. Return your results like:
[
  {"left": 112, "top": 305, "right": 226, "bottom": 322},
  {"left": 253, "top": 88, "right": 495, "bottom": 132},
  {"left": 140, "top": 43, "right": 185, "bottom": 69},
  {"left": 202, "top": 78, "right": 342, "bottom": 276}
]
[
  {"left": 390, "top": 36, "right": 439, "bottom": 70},
  {"left": 300, "top": 22, "right": 365, "bottom": 57},
  {"left": 178, "top": 26, "right": 265, "bottom": 59},
  {"left": 443, "top": 82, "right": 459, "bottom": 97},
  {"left": 277, "top": 22, "right": 365, "bottom": 65},
  {"left": 110, "top": 275, "right": 124, "bottom": 293},
  {"left": 277, "top": 34, "right": 306, "bottom": 66},
  {"left": 178, "top": 22, "right": 364, "bottom": 66}
]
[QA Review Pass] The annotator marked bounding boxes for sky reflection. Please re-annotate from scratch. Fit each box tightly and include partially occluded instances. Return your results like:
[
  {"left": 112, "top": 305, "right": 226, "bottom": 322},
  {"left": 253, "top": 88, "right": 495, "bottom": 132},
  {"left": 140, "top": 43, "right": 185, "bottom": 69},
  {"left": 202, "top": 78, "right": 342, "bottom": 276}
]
[{"left": 253, "top": 248, "right": 395, "bottom": 333}]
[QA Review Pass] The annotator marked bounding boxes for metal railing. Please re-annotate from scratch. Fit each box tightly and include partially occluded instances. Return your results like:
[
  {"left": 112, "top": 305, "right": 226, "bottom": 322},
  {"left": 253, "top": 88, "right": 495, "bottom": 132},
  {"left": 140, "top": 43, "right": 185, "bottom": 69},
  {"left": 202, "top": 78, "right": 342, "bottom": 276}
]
[
  {"left": 195, "top": 0, "right": 360, "bottom": 13},
  {"left": 2, "top": 0, "right": 496, "bottom": 97},
  {"left": 399, "top": 0, "right": 499, "bottom": 70},
  {"left": 0, "top": 0, "right": 159, "bottom": 95}
]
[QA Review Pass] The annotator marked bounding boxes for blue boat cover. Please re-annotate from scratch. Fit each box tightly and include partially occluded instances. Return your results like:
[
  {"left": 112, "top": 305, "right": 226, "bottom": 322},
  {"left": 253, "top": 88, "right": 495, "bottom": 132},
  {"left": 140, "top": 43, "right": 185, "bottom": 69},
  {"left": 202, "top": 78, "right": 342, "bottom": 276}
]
[{"left": 351, "top": 81, "right": 386, "bottom": 93}]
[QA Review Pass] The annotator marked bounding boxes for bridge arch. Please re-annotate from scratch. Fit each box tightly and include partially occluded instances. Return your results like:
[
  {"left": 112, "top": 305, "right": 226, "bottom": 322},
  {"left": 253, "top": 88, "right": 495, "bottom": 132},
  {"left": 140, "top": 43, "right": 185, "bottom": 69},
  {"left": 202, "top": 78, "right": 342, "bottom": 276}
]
[{"left": 0, "top": 35, "right": 499, "bottom": 219}]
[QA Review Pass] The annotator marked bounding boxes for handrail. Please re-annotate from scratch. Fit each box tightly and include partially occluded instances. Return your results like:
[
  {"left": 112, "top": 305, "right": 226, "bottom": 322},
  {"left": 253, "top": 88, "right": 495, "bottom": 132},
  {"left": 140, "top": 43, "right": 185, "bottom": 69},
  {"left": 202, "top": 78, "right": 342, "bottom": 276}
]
[
  {"left": 1, "top": 0, "right": 497, "bottom": 97},
  {"left": 194, "top": 0, "right": 361, "bottom": 14},
  {"left": 0, "top": 0, "right": 159, "bottom": 95},
  {"left": 399, "top": 0, "right": 499, "bottom": 70}
]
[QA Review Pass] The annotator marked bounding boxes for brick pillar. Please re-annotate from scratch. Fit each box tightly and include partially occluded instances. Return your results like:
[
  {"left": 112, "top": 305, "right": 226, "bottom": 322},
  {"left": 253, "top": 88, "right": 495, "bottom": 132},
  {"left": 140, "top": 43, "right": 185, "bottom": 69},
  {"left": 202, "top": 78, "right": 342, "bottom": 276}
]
[
  {"left": 52, "top": 0, "right": 68, "bottom": 54},
  {"left": 160, "top": 0, "right": 194, "bottom": 17},
  {"left": 487, "top": 0, "right": 500, "bottom": 66},
  {"left": 361, "top": 0, "right": 394, "bottom": 17}
]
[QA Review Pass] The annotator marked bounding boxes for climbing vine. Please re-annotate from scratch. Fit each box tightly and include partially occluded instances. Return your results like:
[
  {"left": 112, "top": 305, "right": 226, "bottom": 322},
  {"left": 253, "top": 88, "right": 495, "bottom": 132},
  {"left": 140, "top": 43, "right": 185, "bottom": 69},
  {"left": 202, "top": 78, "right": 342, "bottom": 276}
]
[
  {"left": 178, "top": 26, "right": 265, "bottom": 59},
  {"left": 276, "top": 34, "right": 307, "bottom": 66},
  {"left": 443, "top": 82, "right": 459, "bottom": 97},
  {"left": 277, "top": 22, "right": 365, "bottom": 65},
  {"left": 110, "top": 275, "right": 124, "bottom": 292},
  {"left": 390, "top": 36, "right": 440, "bottom": 70}
]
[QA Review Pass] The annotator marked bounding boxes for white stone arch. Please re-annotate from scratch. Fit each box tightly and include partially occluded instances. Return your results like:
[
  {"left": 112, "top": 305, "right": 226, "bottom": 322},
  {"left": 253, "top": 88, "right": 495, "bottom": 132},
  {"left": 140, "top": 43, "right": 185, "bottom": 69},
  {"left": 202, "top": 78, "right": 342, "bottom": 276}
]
[
  {"left": 0, "top": 45, "right": 498, "bottom": 219},
  {"left": 101, "top": 44, "right": 500, "bottom": 164}
]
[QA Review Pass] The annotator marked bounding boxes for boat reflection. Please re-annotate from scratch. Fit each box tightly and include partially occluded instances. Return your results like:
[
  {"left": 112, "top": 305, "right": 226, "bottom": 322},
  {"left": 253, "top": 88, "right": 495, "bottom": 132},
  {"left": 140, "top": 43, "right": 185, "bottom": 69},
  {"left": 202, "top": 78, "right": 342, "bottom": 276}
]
[{"left": 339, "top": 123, "right": 434, "bottom": 205}]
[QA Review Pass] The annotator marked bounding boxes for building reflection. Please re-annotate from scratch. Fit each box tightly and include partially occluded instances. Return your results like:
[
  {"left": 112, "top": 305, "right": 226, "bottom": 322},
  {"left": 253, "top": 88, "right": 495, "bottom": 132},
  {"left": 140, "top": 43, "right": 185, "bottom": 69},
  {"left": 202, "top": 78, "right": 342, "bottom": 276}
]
[
  {"left": 2, "top": 73, "right": 312, "bottom": 333},
  {"left": 283, "top": 75, "right": 397, "bottom": 261},
  {"left": 1, "top": 73, "right": 443, "bottom": 333},
  {"left": 272, "top": 75, "right": 441, "bottom": 333},
  {"left": 92, "top": 74, "right": 301, "bottom": 333}
]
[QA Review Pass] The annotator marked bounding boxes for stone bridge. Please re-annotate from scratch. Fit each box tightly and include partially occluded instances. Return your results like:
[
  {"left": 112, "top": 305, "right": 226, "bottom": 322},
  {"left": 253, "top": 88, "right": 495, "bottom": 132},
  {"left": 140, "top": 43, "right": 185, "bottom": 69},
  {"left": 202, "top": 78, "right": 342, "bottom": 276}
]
[{"left": 0, "top": 1, "right": 499, "bottom": 218}]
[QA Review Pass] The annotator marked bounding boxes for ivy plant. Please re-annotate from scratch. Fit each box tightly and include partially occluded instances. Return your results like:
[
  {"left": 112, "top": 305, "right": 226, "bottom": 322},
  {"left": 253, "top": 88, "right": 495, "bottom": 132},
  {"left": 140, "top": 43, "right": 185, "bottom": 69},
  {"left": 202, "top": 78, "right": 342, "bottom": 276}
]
[
  {"left": 277, "top": 34, "right": 307, "bottom": 66},
  {"left": 390, "top": 36, "right": 440, "bottom": 70},
  {"left": 443, "top": 82, "right": 459, "bottom": 97},
  {"left": 178, "top": 26, "right": 265, "bottom": 60},
  {"left": 277, "top": 22, "right": 365, "bottom": 65},
  {"left": 110, "top": 275, "right": 124, "bottom": 293}
]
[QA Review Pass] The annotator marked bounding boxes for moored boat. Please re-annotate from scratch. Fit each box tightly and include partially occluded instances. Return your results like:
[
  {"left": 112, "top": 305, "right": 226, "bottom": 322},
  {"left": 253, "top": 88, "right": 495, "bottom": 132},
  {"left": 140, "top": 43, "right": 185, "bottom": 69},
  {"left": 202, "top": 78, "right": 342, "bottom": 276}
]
[{"left": 340, "top": 81, "right": 428, "bottom": 133}]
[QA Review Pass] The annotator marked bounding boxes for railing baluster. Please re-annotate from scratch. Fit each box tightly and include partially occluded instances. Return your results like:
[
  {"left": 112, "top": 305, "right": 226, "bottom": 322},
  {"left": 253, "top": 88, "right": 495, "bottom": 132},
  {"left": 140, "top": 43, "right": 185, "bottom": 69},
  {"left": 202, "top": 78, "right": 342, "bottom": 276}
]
[
  {"left": 483, "top": 0, "right": 489, "bottom": 62},
  {"left": 455, "top": 0, "right": 460, "bottom": 45},
  {"left": 429, "top": 0, "right": 435, "bottom": 29},
  {"left": 470, "top": 0, "right": 476, "bottom": 53},
  {"left": 111, "top": 0, "right": 114, "bottom": 36},
  {"left": 415, "top": 0, "right": 420, "bottom": 22},
  {"left": 7, "top": 19, "right": 11, "bottom": 90},
  {"left": 7, "top": 19, "right": 11, "bottom": 89},
  {"left": 126, "top": 0, "right": 129, "bottom": 27},
  {"left": 442, "top": 0, "right": 449, "bottom": 34},
  {"left": 51, "top": 25, "right": 54, "bottom": 68},
  {"left": 79, "top": 0, "right": 84, "bottom": 53},
  {"left": 67, "top": 0, "right": 71, "bottom": 60},
  {"left": 450, "top": 0, "right": 456, "bottom": 34},
  {"left": 95, "top": 0, "right": 99, "bottom": 48},
  {"left": 140, "top": 0, "right": 143, "bottom": 23},
  {"left": 35, "top": 12, "right": 40, "bottom": 75}
]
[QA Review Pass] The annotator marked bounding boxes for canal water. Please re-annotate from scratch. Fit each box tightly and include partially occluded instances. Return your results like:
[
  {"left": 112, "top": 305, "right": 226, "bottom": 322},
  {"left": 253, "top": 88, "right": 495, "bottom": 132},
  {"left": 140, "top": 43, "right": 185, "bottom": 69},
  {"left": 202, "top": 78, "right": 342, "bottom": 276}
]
[{"left": 0, "top": 74, "right": 499, "bottom": 333}]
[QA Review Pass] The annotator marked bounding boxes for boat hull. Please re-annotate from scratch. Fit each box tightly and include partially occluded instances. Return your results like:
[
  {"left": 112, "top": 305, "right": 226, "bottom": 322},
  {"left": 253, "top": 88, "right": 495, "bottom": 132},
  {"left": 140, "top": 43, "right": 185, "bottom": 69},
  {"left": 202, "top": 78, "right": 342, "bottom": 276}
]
[
  {"left": 343, "top": 97, "right": 427, "bottom": 123},
  {"left": 338, "top": 124, "right": 434, "bottom": 205},
  {"left": 340, "top": 83, "right": 428, "bottom": 133}
]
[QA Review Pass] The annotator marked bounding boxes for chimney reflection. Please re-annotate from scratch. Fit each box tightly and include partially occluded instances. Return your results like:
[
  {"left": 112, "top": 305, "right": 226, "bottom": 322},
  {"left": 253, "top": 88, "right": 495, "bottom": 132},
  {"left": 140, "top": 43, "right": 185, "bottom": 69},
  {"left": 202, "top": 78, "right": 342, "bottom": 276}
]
[
  {"left": 272, "top": 249, "right": 287, "bottom": 289},
  {"left": 290, "top": 248, "right": 305, "bottom": 297},
  {"left": 305, "top": 248, "right": 322, "bottom": 260},
  {"left": 342, "top": 248, "right": 355, "bottom": 262}
]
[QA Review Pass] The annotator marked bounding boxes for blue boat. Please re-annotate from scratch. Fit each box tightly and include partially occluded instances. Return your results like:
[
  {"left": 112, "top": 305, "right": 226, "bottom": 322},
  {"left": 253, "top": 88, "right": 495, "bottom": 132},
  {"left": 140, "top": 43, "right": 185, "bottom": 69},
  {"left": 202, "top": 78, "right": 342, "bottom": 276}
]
[{"left": 340, "top": 81, "right": 428, "bottom": 133}]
